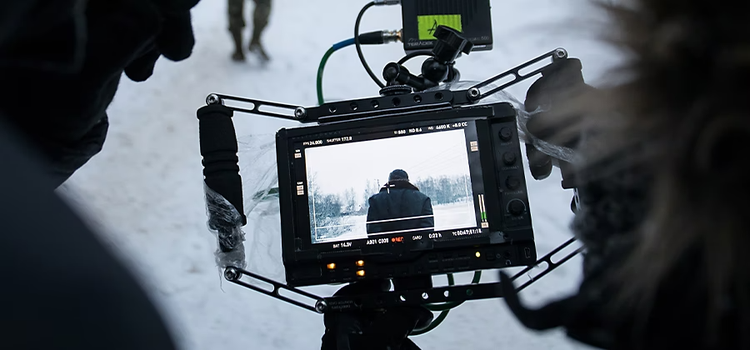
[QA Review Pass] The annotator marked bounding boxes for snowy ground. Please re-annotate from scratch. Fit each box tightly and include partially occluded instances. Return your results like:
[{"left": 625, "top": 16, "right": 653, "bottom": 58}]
[
  {"left": 315, "top": 201, "right": 477, "bottom": 243},
  {"left": 58, "top": 0, "right": 622, "bottom": 349}
]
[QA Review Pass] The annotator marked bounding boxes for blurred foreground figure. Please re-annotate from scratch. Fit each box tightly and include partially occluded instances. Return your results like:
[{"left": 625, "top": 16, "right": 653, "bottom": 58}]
[
  {"left": 1, "top": 1, "right": 201, "bottom": 348},
  {"left": 501, "top": 1, "right": 750, "bottom": 349},
  {"left": 0, "top": 0, "right": 201, "bottom": 188},
  {"left": 228, "top": 0, "right": 272, "bottom": 62},
  {"left": 0, "top": 120, "right": 179, "bottom": 350}
]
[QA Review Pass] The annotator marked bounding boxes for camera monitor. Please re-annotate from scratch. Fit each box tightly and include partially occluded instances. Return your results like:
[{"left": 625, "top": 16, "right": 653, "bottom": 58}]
[
  {"left": 306, "top": 128, "right": 476, "bottom": 244},
  {"left": 277, "top": 100, "right": 536, "bottom": 287}
]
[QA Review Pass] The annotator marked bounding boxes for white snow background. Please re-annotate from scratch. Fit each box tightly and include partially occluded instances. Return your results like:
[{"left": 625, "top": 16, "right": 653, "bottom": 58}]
[{"left": 58, "top": 0, "right": 624, "bottom": 349}]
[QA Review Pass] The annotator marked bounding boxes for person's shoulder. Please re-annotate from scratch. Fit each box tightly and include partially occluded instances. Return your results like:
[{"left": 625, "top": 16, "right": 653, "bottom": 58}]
[{"left": 369, "top": 191, "right": 385, "bottom": 199}]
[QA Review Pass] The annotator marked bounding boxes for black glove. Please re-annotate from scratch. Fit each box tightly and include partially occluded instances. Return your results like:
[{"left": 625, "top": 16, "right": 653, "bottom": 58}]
[
  {"left": 523, "top": 58, "right": 596, "bottom": 183},
  {"left": 0, "top": 0, "right": 202, "bottom": 186},
  {"left": 321, "top": 280, "right": 434, "bottom": 350},
  {"left": 122, "top": 0, "right": 200, "bottom": 81}
]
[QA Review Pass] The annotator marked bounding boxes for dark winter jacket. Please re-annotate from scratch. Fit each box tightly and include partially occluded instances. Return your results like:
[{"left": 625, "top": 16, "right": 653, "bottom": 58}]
[
  {"left": 366, "top": 181, "right": 434, "bottom": 234},
  {"left": 0, "top": 0, "right": 199, "bottom": 187},
  {"left": 0, "top": 1, "right": 198, "bottom": 349},
  {"left": 502, "top": 53, "right": 750, "bottom": 349},
  {"left": 0, "top": 118, "right": 178, "bottom": 350}
]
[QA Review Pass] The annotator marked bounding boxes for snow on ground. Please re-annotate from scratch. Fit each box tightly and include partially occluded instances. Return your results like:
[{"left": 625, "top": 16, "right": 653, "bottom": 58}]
[
  {"left": 315, "top": 201, "right": 478, "bottom": 243},
  {"left": 431, "top": 201, "right": 475, "bottom": 229},
  {"left": 58, "top": 0, "right": 621, "bottom": 349}
]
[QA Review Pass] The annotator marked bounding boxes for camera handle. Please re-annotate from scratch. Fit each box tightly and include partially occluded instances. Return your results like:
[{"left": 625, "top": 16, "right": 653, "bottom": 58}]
[
  {"left": 199, "top": 47, "right": 582, "bottom": 314},
  {"left": 222, "top": 237, "right": 582, "bottom": 314}
]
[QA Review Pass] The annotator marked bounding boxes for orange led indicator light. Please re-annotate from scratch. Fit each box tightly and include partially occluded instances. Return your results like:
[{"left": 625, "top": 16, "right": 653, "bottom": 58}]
[
  {"left": 326, "top": 263, "right": 336, "bottom": 270},
  {"left": 356, "top": 270, "right": 365, "bottom": 277},
  {"left": 356, "top": 260, "right": 365, "bottom": 267},
  {"left": 475, "top": 252, "right": 481, "bottom": 258}
]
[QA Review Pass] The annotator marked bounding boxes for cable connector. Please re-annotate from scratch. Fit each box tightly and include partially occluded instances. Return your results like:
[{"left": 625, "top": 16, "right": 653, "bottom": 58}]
[
  {"left": 373, "top": 0, "right": 401, "bottom": 5},
  {"left": 382, "top": 29, "right": 402, "bottom": 44},
  {"left": 358, "top": 30, "right": 402, "bottom": 45}
]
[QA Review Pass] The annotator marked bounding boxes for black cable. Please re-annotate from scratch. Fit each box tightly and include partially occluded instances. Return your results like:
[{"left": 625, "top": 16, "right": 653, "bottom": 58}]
[
  {"left": 355, "top": 1, "right": 385, "bottom": 88},
  {"left": 398, "top": 51, "right": 433, "bottom": 65}
]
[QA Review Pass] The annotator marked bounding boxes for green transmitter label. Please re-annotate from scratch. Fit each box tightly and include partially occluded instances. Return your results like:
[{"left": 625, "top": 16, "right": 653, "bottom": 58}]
[{"left": 417, "top": 14, "right": 463, "bottom": 40}]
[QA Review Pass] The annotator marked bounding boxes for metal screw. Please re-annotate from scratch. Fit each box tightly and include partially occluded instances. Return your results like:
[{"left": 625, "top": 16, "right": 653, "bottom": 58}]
[
  {"left": 224, "top": 267, "right": 240, "bottom": 281},
  {"left": 206, "top": 94, "right": 221, "bottom": 105},
  {"left": 315, "top": 300, "right": 328, "bottom": 314},
  {"left": 294, "top": 107, "right": 307, "bottom": 119},
  {"left": 467, "top": 87, "right": 481, "bottom": 100},
  {"left": 554, "top": 48, "right": 568, "bottom": 59}
]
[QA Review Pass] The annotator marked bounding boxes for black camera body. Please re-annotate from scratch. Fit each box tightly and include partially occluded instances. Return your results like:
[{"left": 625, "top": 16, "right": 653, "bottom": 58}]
[{"left": 276, "top": 91, "right": 536, "bottom": 287}]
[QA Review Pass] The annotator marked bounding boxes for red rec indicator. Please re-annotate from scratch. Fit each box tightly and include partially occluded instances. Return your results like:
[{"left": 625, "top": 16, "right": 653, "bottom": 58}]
[{"left": 391, "top": 236, "right": 404, "bottom": 243}]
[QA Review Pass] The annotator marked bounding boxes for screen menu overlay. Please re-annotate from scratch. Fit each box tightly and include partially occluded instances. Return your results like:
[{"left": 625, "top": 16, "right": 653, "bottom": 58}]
[{"left": 303, "top": 126, "right": 481, "bottom": 246}]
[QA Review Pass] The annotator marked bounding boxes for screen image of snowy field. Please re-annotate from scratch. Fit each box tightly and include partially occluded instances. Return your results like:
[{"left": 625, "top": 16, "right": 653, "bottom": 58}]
[{"left": 305, "top": 129, "right": 477, "bottom": 244}]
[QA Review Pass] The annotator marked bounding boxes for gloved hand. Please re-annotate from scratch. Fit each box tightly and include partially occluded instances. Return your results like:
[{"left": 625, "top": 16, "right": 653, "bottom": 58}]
[
  {"left": 522, "top": 58, "right": 596, "bottom": 182},
  {"left": 121, "top": 0, "right": 200, "bottom": 81},
  {"left": 321, "top": 280, "right": 434, "bottom": 350},
  {"left": 0, "top": 0, "right": 203, "bottom": 186},
  {"left": 1, "top": 0, "right": 200, "bottom": 80}
]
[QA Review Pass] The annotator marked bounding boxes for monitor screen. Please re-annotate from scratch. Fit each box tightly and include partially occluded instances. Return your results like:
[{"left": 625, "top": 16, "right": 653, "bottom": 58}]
[{"left": 302, "top": 124, "right": 484, "bottom": 245}]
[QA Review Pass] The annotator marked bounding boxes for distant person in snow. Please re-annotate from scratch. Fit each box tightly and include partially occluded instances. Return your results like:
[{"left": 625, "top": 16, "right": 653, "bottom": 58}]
[
  {"left": 366, "top": 169, "right": 434, "bottom": 234},
  {"left": 227, "top": 0, "right": 271, "bottom": 62}
]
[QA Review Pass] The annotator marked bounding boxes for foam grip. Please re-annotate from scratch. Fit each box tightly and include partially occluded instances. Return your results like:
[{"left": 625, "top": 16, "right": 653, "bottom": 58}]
[{"left": 197, "top": 104, "right": 246, "bottom": 225}]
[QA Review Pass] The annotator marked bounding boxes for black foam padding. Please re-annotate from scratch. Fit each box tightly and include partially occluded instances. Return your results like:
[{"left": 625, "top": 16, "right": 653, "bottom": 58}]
[{"left": 197, "top": 104, "right": 246, "bottom": 225}]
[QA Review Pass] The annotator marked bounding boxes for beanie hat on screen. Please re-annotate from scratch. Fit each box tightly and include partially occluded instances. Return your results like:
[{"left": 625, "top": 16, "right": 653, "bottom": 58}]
[{"left": 389, "top": 169, "right": 409, "bottom": 182}]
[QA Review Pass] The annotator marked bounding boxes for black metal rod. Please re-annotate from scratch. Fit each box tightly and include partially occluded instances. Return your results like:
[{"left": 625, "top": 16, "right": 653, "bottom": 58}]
[
  {"left": 232, "top": 267, "right": 324, "bottom": 301},
  {"left": 510, "top": 237, "right": 577, "bottom": 282},
  {"left": 516, "top": 247, "right": 584, "bottom": 292},
  {"left": 213, "top": 93, "right": 302, "bottom": 121},
  {"left": 233, "top": 280, "right": 319, "bottom": 313},
  {"left": 470, "top": 48, "right": 565, "bottom": 102}
]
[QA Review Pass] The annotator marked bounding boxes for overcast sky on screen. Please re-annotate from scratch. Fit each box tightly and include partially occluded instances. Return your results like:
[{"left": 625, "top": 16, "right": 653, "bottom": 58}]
[{"left": 305, "top": 129, "right": 472, "bottom": 196}]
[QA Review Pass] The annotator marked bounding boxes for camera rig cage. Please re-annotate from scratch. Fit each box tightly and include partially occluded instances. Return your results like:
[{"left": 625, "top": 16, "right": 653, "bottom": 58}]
[{"left": 197, "top": 33, "right": 583, "bottom": 315}]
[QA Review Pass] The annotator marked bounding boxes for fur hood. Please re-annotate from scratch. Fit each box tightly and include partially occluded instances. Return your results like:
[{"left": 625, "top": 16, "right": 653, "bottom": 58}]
[{"left": 501, "top": 1, "right": 750, "bottom": 348}]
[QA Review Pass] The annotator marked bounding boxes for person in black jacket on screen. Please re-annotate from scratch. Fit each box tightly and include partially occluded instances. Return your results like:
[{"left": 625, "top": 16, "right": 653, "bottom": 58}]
[{"left": 366, "top": 169, "right": 435, "bottom": 235}]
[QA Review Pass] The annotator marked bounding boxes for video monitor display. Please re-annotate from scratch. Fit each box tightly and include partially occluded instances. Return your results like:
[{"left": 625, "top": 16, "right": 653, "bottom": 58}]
[{"left": 303, "top": 127, "right": 481, "bottom": 245}]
